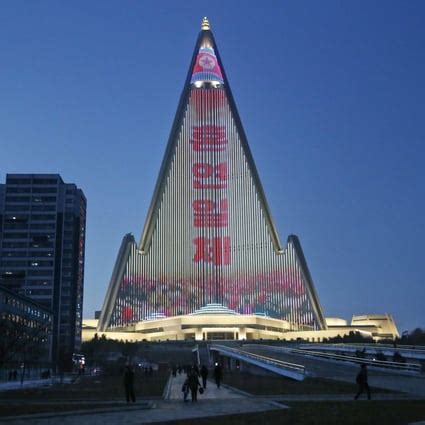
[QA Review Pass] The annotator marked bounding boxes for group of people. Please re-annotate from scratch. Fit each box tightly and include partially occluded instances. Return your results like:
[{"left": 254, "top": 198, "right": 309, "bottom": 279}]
[
  {"left": 181, "top": 363, "right": 223, "bottom": 402},
  {"left": 124, "top": 360, "right": 371, "bottom": 404}
]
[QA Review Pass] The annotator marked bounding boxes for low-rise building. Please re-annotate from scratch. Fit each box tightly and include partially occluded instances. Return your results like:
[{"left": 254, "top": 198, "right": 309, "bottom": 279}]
[{"left": 0, "top": 285, "right": 53, "bottom": 372}]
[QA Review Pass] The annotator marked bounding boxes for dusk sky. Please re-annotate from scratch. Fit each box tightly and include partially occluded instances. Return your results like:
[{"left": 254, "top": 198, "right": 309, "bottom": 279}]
[{"left": 1, "top": 1, "right": 424, "bottom": 332}]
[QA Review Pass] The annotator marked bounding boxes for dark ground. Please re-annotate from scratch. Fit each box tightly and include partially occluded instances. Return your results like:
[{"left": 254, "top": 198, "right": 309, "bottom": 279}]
[
  {"left": 223, "top": 370, "right": 395, "bottom": 395},
  {"left": 0, "top": 368, "right": 169, "bottom": 416},
  {"left": 155, "top": 401, "right": 425, "bottom": 425}
]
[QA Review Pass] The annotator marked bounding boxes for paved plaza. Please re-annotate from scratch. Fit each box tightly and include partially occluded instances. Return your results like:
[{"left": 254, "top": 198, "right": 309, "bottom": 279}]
[{"left": 0, "top": 373, "right": 286, "bottom": 424}]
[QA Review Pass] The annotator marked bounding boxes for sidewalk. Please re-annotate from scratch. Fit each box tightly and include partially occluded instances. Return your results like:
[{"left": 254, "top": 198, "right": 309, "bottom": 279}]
[
  {"left": 166, "top": 372, "right": 245, "bottom": 400},
  {"left": 0, "top": 373, "right": 286, "bottom": 424},
  {"left": 0, "top": 377, "right": 74, "bottom": 391}
]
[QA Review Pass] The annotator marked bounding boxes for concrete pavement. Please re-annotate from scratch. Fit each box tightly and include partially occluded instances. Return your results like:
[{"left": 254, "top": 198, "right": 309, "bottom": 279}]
[{"left": 0, "top": 373, "right": 286, "bottom": 424}]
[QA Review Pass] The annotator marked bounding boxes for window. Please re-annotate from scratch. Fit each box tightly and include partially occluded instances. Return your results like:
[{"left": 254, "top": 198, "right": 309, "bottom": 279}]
[
  {"left": 4, "top": 223, "right": 29, "bottom": 230},
  {"left": 7, "top": 178, "right": 32, "bottom": 184},
  {"left": 31, "top": 214, "right": 56, "bottom": 221},
  {"left": 6, "top": 187, "right": 31, "bottom": 194},
  {"left": 30, "top": 223, "right": 56, "bottom": 230},
  {"left": 32, "top": 205, "right": 56, "bottom": 212},
  {"left": 32, "top": 196, "right": 56, "bottom": 203},
  {"left": 2, "top": 251, "right": 27, "bottom": 257},
  {"left": 4, "top": 215, "right": 29, "bottom": 222},
  {"left": 6, "top": 196, "right": 31, "bottom": 202},
  {"left": 27, "top": 280, "right": 52, "bottom": 286},
  {"left": 32, "top": 187, "right": 57, "bottom": 194},
  {"left": 0, "top": 260, "right": 27, "bottom": 267},
  {"left": 2, "top": 242, "right": 27, "bottom": 248},
  {"left": 2, "top": 232, "right": 28, "bottom": 239},
  {"left": 5, "top": 205, "right": 30, "bottom": 211},
  {"left": 32, "top": 178, "right": 58, "bottom": 185},
  {"left": 29, "top": 251, "right": 54, "bottom": 258},
  {"left": 1, "top": 271, "right": 26, "bottom": 278},
  {"left": 26, "top": 289, "right": 52, "bottom": 296},
  {"left": 27, "top": 269, "right": 53, "bottom": 277},
  {"left": 29, "top": 260, "right": 54, "bottom": 267}
]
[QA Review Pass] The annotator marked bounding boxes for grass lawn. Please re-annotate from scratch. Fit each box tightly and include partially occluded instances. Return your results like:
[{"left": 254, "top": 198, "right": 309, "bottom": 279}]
[
  {"left": 157, "top": 401, "right": 425, "bottom": 425},
  {"left": 222, "top": 370, "right": 394, "bottom": 395},
  {"left": 0, "top": 403, "right": 126, "bottom": 417},
  {"left": 0, "top": 368, "right": 169, "bottom": 417}
]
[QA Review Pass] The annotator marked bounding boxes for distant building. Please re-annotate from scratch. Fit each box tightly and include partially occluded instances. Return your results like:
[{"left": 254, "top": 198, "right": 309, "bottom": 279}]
[
  {"left": 0, "top": 285, "right": 52, "bottom": 367},
  {"left": 97, "top": 18, "right": 327, "bottom": 336},
  {"left": 92, "top": 19, "right": 399, "bottom": 343},
  {"left": 0, "top": 174, "right": 86, "bottom": 370}
]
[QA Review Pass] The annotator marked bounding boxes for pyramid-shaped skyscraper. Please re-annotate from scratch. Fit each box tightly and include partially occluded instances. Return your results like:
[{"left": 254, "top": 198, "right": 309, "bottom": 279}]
[{"left": 98, "top": 18, "right": 327, "bottom": 334}]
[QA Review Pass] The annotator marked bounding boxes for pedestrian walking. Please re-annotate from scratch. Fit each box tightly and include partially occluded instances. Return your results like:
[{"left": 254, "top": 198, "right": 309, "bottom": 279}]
[
  {"left": 200, "top": 365, "right": 208, "bottom": 388},
  {"left": 123, "top": 365, "right": 136, "bottom": 403},
  {"left": 354, "top": 364, "right": 371, "bottom": 400},
  {"left": 213, "top": 363, "right": 223, "bottom": 388},
  {"left": 187, "top": 366, "right": 201, "bottom": 402},
  {"left": 181, "top": 377, "right": 189, "bottom": 402}
]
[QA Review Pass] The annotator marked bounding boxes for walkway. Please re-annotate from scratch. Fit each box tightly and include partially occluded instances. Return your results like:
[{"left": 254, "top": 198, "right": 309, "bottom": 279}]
[
  {"left": 244, "top": 346, "right": 425, "bottom": 396},
  {"left": 166, "top": 371, "right": 245, "bottom": 400},
  {"left": 0, "top": 374, "right": 286, "bottom": 424}
]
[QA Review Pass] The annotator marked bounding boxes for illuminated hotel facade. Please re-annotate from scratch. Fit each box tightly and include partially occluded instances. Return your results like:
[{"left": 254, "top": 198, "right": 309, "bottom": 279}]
[{"left": 91, "top": 19, "right": 398, "bottom": 342}]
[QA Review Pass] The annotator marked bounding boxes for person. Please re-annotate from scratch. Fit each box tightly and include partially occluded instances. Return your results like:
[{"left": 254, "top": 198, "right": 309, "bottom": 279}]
[
  {"left": 200, "top": 365, "right": 208, "bottom": 388},
  {"left": 123, "top": 365, "right": 136, "bottom": 403},
  {"left": 194, "top": 364, "right": 200, "bottom": 377},
  {"left": 354, "top": 364, "right": 371, "bottom": 400},
  {"left": 187, "top": 366, "right": 201, "bottom": 402},
  {"left": 213, "top": 363, "right": 223, "bottom": 388},
  {"left": 181, "top": 377, "right": 189, "bottom": 402}
]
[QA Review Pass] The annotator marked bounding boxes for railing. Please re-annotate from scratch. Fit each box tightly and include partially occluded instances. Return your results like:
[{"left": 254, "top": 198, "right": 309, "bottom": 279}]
[
  {"left": 298, "top": 343, "right": 425, "bottom": 363},
  {"left": 246, "top": 344, "right": 421, "bottom": 374},
  {"left": 300, "top": 343, "right": 425, "bottom": 360},
  {"left": 210, "top": 344, "right": 305, "bottom": 381},
  {"left": 301, "top": 343, "right": 425, "bottom": 355},
  {"left": 192, "top": 344, "right": 201, "bottom": 365}
]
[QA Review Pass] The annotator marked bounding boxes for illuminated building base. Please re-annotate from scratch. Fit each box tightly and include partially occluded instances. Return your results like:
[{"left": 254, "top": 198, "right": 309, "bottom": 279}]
[{"left": 83, "top": 312, "right": 399, "bottom": 342}]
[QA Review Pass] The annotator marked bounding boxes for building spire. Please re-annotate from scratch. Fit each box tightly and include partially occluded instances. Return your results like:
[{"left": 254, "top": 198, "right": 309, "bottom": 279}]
[{"left": 201, "top": 17, "right": 210, "bottom": 31}]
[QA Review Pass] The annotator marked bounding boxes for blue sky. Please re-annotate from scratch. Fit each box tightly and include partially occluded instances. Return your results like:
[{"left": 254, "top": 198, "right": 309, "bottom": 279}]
[{"left": 1, "top": 1, "right": 424, "bottom": 332}]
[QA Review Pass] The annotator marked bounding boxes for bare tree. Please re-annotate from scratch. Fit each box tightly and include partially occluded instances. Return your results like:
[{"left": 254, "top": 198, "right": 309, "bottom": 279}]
[{"left": 0, "top": 313, "right": 51, "bottom": 369}]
